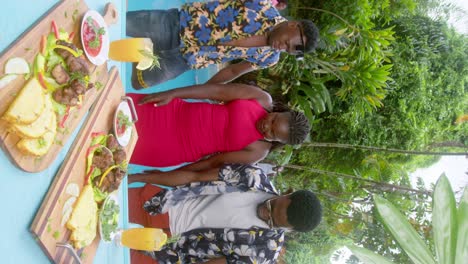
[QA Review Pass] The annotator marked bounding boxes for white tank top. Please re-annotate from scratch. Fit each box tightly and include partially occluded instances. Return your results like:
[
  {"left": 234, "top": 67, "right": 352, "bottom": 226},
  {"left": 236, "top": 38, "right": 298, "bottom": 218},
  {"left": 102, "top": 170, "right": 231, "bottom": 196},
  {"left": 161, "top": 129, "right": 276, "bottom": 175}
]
[{"left": 169, "top": 192, "right": 275, "bottom": 235}]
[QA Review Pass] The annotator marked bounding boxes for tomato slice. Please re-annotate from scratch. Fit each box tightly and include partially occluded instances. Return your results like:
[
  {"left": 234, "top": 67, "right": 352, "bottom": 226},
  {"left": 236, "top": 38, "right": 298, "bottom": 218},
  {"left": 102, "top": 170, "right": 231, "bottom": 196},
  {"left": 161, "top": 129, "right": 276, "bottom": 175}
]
[
  {"left": 59, "top": 106, "right": 71, "bottom": 128},
  {"left": 40, "top": 35, "right": 47, "bottom": 55},
  {"left": 51, "top": 20, "right": 60, "bottom": 39},
  {"left": 83, "top": 18, "right": 102, "bottom": 57},
  {"left": 37, "top": 73, "right": 49, "bottom": 90},
  {"left": 68, "top": 31, "right": 75, "bottom": 42},
  {"left": 116, "top": 124, "right": 126, "bottom": 137}
]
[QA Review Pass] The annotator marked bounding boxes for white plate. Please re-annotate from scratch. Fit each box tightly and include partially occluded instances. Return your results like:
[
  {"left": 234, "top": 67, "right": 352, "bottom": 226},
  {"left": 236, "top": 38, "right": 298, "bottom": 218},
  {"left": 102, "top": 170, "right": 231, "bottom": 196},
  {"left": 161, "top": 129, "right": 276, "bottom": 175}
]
[
  {"left": 99, "top": 192, "right": 120, "bottom": 242},
  {"left": 113, "top": 101, "right": 133, "bottom": 147},
  {"left": 81, "top": 10, "right": 109, "bottom": 65}
]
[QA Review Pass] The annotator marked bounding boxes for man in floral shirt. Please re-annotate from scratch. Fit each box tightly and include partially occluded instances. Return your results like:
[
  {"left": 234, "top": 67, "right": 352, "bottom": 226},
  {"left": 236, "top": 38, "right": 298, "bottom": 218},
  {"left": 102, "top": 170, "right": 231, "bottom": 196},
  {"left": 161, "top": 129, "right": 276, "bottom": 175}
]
[
  {"left": 128, "top": 164, "right": 322, "bottom": 264},
  {"left": 127, "top": 0, "right": 319, "bottom": 88}
]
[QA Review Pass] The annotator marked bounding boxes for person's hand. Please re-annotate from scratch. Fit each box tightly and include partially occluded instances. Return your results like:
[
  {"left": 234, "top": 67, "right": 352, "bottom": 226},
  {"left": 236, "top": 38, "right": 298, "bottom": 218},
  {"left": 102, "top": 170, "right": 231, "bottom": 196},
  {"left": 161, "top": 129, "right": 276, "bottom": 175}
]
[
  {"left": 127, "top": 173, "right": 137, "bottom": 184},
  {"left": 139, "top": 91, "right": 174, "bottom": 106}
]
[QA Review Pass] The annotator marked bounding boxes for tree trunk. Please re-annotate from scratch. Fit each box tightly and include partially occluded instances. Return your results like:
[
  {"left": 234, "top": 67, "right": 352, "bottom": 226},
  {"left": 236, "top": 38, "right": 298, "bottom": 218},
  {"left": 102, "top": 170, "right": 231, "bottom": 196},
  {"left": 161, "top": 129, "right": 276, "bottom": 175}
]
[
  {"left": 429, "top": 141, "right": 467, "bottom": 149},
  {"left": 283, "top": 164, "right": 432, "bottom": 195},
  {"left": 302, "top": 142, "right": 468, "bottom": 156}
]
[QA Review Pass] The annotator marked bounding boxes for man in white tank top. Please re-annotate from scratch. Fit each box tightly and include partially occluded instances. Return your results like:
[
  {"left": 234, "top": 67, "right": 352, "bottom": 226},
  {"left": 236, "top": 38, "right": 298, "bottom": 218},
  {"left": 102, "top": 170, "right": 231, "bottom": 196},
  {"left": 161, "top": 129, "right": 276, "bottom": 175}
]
[{"left": 136, "top": 164, "right": 322, "bottom": 264}]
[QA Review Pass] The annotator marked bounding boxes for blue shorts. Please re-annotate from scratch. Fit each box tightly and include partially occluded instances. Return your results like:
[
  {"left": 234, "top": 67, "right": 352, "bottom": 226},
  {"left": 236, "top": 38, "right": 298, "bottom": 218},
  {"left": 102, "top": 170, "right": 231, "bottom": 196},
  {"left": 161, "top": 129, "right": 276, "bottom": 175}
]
[{"left": 126, "top": 9, "right": 190, "bottom": 88}]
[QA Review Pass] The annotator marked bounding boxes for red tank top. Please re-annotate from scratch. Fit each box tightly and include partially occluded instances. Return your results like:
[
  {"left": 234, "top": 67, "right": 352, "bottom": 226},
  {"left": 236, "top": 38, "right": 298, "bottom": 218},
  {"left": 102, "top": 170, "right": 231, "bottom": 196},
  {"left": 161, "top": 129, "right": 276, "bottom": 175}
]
[{"left": 128, "top": 93, "right": 267, "bottom": 167}]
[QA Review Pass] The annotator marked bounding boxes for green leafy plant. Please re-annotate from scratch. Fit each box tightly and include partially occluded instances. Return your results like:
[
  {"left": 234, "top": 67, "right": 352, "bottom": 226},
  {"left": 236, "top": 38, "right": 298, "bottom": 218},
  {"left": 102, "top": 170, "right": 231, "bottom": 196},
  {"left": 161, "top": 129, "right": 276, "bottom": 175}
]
[{"left": 348, "top": 174, "right": 467, "bottom": 264}]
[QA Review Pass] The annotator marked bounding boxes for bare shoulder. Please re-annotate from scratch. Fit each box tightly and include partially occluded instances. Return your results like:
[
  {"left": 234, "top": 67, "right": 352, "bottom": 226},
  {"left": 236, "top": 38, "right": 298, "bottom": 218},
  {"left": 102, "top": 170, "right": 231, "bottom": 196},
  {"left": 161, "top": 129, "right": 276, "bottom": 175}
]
[
  {"left": 233, "top": 83, "right": 273, "bottom": 109},
  {"left": 245, "top": 140, "right": 272, "bottom": 157},
  {"left": 255, "top": 89, "right": 273, "bottom": 110}
]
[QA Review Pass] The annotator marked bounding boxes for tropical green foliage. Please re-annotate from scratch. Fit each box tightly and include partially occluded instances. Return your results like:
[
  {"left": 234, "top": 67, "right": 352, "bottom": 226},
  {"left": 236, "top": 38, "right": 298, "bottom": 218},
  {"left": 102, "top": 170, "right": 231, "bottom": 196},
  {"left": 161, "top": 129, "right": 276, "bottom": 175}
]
[
  {"left": 349, "top": 175, "right": 467, "bottom": 264},
  {"left": 263, "top": 5, "right": 395, "bottom": 121},
  {"left": 249, "top": 0, "right": 468, "bottom": 262}
]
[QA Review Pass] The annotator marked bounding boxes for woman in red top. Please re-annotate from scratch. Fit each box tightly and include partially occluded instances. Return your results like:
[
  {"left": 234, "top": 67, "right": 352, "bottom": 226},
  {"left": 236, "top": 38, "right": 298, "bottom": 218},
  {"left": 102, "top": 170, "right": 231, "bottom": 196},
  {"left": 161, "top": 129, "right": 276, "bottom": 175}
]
[{"left": 127, "top": 83, "right": 310, "bottom": 174}]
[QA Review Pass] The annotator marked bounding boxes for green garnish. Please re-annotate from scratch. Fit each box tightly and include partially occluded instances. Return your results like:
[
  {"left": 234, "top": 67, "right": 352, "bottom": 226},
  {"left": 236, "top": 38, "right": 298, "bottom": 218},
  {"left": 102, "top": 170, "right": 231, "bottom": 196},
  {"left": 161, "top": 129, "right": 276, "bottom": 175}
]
[
  {"left": 38, "top": 138, "right": 46, "bottom": 148},
  {"left": 138, "top": 49, "right": 161, "bottom": 71},
  {"left": 166, "top": 235, "right": 181, "bottom": 244},
  {"left": 52, "top": 231, "right": 60, "bottom": 239},
  {"left": 95, "top": 81, "right": 103, "bottom": 91},
  {"left": 116, "top": 110, "right": 133, "bottom": 136},
  {"left": 86, "top": 17, "right": 106, "bottom": 49},
  {"left": 72, "top": 9, "right": 79, "bottom": 22},
  {"left": 100, "top": 199, "right": 120, "bottom": 241}
]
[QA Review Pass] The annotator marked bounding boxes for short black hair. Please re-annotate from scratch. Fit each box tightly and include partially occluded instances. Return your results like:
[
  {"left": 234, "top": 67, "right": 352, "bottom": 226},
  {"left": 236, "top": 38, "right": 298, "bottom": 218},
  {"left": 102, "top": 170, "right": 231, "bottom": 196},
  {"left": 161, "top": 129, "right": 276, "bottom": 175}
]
[
  {"left": 272, "top": 103, "right": 311, "bottom": 145},
  {"left": 287, "top": 190, "right": 322, "bottom": 232},
  {"left": 287, "top": 110, "right": 311, "bottom": 145},
  {"left": 300, "top": 19, "right": 319, "bottom": 53}
]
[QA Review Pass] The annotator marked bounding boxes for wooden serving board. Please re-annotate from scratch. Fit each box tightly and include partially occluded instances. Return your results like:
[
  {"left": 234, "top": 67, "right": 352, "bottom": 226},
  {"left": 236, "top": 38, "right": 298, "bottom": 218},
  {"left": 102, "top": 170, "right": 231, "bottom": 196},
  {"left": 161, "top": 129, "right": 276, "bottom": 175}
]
[
  {"left": 30, "top": 68, "right": 138, "bottom": 264},
  {"left": 0, "top": 0, "right": 111, "bottom": 172}
]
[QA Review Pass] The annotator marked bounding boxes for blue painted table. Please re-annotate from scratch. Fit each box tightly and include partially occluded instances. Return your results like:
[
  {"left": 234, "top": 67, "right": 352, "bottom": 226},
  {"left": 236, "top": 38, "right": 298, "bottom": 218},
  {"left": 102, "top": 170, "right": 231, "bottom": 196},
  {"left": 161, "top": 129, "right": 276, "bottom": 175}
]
[
  {"left": 0, "top": 1, "right": 215, "bottom": 263},
  {"left": 0, "top": 1, "right": 127, "bottom": 263}
]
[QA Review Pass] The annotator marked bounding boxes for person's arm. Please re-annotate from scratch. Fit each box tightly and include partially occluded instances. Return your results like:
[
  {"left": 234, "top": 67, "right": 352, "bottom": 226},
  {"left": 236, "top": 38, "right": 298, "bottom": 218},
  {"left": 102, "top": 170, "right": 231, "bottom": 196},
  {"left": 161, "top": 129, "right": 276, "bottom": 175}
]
[
  {"left": 178, "top": 141, "right": 271, "bottom": 172},
  {"left": 128, "top": 168, "right": 219, "bottom": 186},
  {"left": 128, "top": 142, "right": 270, "bottom": 185},
  {"left": 206, "top": 61, "right": 255, "bottom": 84},
  {"left": 138, "top": 83, "right": 272, "bottom": 108}
]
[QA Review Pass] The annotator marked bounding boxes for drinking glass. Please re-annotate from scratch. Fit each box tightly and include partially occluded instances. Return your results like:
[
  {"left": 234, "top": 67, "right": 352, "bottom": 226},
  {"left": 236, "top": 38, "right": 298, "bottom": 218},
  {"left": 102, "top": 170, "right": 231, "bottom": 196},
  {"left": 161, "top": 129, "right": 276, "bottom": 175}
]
[
  {"left": 108, "top": 38, "right": 153, "bottom": 62},
  {"left": 114, "top": 227, "right": 167, "bottom": 251}
]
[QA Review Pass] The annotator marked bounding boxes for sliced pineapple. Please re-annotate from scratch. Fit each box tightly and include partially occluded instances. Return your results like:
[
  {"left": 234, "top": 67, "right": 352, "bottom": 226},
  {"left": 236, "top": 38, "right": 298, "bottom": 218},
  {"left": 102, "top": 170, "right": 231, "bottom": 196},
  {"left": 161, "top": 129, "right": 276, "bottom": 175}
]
[
  {"left": 13, "top": 94, "right": 54, "bottom": 138},
  {"left": 2, "top": 77, "right": 45, "bottom": 124},
  {"left": 16, "top": 111, "right": 56, "bottom": 156},
  {"left": 66, "top": 185, "right": 98, "bottom": 249}
]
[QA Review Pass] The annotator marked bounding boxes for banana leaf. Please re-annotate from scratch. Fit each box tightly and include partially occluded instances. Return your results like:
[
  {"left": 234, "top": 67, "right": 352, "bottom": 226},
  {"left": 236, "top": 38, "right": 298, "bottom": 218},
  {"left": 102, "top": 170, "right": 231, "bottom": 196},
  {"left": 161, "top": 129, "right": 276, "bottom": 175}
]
[
  {"left": 347, "top": 245, "right": 393, "bottom": 264},
  {"left": 374, "top": 195, "right": 436, "bottom": 264},
  {"left": 455, "top": 186, "right": 467, "bottom": 264},
  {"left": 433, "top": 174, "right": 457, "bottom": 264}
]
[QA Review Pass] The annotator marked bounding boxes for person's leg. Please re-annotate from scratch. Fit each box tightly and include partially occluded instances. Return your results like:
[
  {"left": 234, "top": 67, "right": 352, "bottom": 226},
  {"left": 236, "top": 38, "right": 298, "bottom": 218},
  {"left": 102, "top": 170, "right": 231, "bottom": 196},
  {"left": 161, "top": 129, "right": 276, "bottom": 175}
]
[
  {"left": 128, "top": 184, "right": 171, "bottom": 264},
  {"left": 131, "top": 50, "right": 190, "bottom": 89},
  {"left": 131, "top": 249, "right": 159, "bottom": 264},
  {"left": 127, "top": 9, "right": 189, "bottom": 88},
  {"left": 126, "top": 9, "right": 180, "bottom": 49},
  {"left": 128, "top": 184, "right": 171, "bottom": 232}
]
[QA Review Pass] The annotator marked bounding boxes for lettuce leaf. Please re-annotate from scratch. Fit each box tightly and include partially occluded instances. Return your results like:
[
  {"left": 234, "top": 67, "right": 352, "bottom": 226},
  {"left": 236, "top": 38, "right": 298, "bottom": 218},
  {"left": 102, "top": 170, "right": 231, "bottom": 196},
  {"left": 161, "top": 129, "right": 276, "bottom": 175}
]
[
  {"left": 49, "top": 94, "right": 67, "bottom": 116},
  {"left": 46, "top": 50, "right": 65, "bottom": 72}
]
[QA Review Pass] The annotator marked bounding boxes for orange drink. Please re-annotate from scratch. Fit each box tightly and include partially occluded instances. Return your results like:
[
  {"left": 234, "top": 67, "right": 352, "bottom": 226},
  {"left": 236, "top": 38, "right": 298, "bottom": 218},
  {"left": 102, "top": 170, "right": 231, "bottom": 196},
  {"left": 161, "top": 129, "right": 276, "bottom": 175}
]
[
  {"left": 120, "top": 228, "right": 167, "bottom": 251},
  {"left": 108, "top": 38, "right": 152, "bottom": 62},
  {"left": 109, "top": 38, "right": 160, "bottom": 70}
]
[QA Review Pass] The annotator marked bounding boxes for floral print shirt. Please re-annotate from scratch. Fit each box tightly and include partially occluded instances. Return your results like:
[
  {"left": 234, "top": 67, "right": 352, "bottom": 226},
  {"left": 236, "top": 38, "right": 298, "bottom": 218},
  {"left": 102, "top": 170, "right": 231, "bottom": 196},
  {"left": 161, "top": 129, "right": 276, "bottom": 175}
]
[
  {"left": 179, "top": 0, "right": 286, "bottom": 69},
  {"left": 143, "top": 164, "right": 285, "bottom": 264}
]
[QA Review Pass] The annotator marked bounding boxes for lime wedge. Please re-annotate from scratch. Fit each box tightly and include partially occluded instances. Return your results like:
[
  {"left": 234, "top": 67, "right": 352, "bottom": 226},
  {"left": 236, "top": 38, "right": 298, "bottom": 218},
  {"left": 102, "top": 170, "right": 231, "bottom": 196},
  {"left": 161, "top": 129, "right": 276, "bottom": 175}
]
[
  {"left": 136, "top": 56, "right": 154, "bottom": 71},
  {"left": 143, "top": 38, "right": 154, "bottom": 52},
  {"left": 65, "top": 183, "right": 80, "bottom": 197},
  {"left": 5, "top": 57, "right": 30, "bottom": 75},
  {"left": 0, "top": 74, "right": 18, "bottom": 89},
  {"left": 61, "top": 196, "right": 76, "bottom": 227}
]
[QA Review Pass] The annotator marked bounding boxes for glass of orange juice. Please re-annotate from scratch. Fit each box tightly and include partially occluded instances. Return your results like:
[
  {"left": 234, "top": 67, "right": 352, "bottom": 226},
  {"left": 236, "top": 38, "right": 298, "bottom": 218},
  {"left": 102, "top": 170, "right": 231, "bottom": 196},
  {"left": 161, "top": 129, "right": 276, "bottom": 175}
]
[
  {"left": 115, "top": 228, "right": 168, "bottom": 251},
  {"left": 108, "top": 38, "right": 159, "bottom": 70}
]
